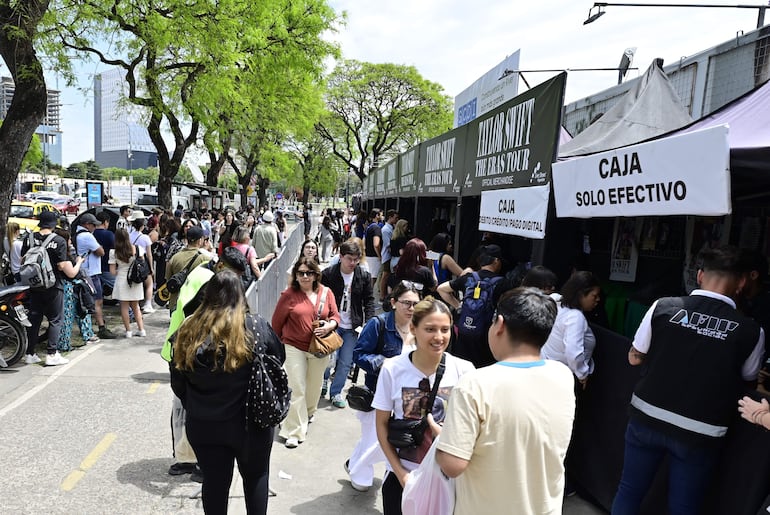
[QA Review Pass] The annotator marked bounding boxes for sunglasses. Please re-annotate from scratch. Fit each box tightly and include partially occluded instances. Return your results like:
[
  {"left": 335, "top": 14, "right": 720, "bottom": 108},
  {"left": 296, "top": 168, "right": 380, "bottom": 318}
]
[
  {"left": 400, "top": 280, "right": 424, "bottom": 291},
  {"left": 397, "top": 300, "right": 419, "bottom": 309},
  {"left": 297, "top": 270, "right": 317, "bottom": 277}
]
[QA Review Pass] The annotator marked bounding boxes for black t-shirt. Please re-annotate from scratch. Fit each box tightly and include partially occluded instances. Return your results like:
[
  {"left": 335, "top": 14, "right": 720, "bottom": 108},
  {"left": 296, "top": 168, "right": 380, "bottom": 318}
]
[
  {"left": 390, "top": 236, "right": 408, "bottom": 261},
  {"left": 389, "top": 265, "right": 436, "bottom": 291},
  {"left": 20, "top": 231, "right": 68, "bottom": 288},
  {"left": 364, "top": 224, "right": 382, "bottom": 257},
  {"left": 449, "top": 269, "right": 505, "bottom": 305}
]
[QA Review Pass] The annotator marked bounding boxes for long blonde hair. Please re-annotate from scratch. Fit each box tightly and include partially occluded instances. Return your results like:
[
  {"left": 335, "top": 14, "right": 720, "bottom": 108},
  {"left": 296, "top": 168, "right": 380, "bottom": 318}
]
[{"left": 173, "top": 270, "right": 252, "bottom": 372}]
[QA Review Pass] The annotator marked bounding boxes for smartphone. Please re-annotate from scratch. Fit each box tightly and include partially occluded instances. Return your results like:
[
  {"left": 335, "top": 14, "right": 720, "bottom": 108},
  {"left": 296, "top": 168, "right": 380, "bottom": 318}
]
[{"left": 426, "top": 250, "right": 441, "bottom": 260}]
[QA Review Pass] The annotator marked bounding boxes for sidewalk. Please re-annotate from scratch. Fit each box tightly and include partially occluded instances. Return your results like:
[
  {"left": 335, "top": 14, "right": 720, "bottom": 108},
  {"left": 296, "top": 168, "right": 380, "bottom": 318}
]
[{"left": 89, "top": 287, "right": 604, "bottom": 514}]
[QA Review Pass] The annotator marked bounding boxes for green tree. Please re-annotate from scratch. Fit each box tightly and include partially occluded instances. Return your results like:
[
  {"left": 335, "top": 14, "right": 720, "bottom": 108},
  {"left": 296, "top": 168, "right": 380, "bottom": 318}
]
[
  {"left": 0, "top": 1, "right": 49, "bottom": 238},
  {"left": 22, "top": 134, "right": 43, "bottom": 172},
  {"left": 287, "top": 130, "right": 338, "bottom": 202},
  {"left": 316, "top": 60, "right": 453, "bottom": 182},
  {"left": 53, "top": 0, "right": 338, "bottom": 209}
]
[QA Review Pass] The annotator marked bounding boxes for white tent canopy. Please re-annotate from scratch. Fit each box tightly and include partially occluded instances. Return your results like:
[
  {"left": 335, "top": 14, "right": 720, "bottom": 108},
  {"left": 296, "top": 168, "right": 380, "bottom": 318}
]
[{"left": 559, "top": 59, "right": 692, "bottom": 158}]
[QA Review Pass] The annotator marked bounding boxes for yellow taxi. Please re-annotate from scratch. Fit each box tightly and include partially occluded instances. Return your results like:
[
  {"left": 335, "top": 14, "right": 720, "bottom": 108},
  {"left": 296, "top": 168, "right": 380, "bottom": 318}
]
[{"left": 9, "top": 201, "right": 63, "bottom": 232}]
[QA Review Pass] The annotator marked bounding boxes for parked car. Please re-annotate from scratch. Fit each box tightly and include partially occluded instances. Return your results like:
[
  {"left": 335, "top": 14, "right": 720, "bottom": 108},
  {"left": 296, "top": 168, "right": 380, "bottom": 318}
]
[
  {"left": 9, "top": 201, "right": 63, "bottom": 232},
  {"left": 36, "top": 194, "right": 79, "bottom": 215}
]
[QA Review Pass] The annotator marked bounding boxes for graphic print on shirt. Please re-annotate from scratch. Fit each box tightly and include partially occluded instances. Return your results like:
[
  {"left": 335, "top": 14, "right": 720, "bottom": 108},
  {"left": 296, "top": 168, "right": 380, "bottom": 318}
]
[
  {"left": 669, "top": 309, "right": 739, "bottom": 340},
  {"left": 398, "top": 385, "right": 453, "bottom": 464}
]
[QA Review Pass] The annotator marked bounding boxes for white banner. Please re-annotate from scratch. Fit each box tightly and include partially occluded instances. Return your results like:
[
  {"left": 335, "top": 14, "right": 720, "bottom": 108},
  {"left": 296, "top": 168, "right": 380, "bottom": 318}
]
[
  {"left": 478, "top": 185, "right": 550, "bottom": 239},
  {"left": 454, "top": 50, "right": 520, "bottom": 128},
  {"left": 552, "top": 125, "right": 731, "bottom": 218}
]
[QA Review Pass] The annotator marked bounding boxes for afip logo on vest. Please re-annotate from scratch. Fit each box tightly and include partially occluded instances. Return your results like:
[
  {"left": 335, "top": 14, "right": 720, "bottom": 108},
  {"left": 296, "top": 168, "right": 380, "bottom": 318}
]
[{"left": 669, "top": 309, "right": 739, "bottom": 341}]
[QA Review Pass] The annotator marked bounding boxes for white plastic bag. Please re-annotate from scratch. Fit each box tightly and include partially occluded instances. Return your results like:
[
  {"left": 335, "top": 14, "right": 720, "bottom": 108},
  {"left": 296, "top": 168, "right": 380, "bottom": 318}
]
[{"left": 401, "top": 435, "right": 455, "bottom": 515}]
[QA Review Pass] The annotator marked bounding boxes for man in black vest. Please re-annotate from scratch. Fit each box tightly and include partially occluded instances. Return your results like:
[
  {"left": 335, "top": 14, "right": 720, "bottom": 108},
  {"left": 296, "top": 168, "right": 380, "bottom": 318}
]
[{"left": 612, "top": 245, "right": 765, "bottom": 515}]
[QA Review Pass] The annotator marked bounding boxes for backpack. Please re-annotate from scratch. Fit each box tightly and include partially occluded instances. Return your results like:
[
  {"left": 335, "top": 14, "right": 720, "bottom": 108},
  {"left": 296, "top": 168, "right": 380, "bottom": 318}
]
[
  {"left": 457, "top": 272, "right": 503, "bottom": 337},
  {"left": 19, "top": 232, "right": 58, "bottom": 289},
  {"left": 127, "top": 245, "right": 151, "bottom": 285}
]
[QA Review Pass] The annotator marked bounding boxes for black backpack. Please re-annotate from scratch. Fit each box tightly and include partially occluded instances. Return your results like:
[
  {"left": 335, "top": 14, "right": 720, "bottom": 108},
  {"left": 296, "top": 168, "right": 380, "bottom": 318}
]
[
  {"left": 127, "top": 245, "right": 151, "bottom": 285},
  {"left": 457, "top": 272, "right": 503, "bottom": 337}
]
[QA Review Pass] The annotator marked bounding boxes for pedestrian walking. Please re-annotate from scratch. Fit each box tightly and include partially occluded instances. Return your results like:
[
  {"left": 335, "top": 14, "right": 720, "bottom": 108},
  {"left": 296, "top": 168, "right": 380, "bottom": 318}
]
[{"left": 109, "top": 229, "right": 146, "bottom": 338}]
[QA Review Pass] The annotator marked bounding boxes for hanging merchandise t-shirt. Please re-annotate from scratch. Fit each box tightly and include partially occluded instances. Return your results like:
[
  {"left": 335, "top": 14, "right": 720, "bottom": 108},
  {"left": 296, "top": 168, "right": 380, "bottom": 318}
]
[{"left": 339, "top": 271, "right": 354, "bottom": 329}]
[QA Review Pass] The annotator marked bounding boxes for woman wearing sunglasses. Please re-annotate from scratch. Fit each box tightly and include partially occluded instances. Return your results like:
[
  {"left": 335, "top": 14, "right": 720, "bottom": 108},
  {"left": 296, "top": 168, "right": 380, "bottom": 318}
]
[
  {"left": 272, "top": 257, "right": 340, "bottom": 448},
  {"left": 372, "top": 296, "right": 475, "bottom": 514},
  {"left": 345, "top": 281, "right": 422, "bottom": 492}
]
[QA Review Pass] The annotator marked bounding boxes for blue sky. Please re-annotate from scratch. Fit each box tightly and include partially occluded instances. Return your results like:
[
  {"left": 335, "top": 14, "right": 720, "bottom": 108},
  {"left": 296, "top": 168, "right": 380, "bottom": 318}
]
[{"left": 56, "top": 0, "right": 767, "bottom": 165}]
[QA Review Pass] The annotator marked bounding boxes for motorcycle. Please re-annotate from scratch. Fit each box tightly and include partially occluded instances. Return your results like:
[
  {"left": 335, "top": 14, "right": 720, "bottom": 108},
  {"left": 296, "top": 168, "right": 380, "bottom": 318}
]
[{"left": 0, "top": 284, "right": 31, "bottom": 368}]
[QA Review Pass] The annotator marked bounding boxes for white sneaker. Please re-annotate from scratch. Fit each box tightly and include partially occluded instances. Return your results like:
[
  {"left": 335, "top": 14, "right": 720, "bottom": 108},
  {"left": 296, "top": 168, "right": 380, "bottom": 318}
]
[
  {"left": 45, "top": 352, "right": 69, "bottom": 366},
  {"left": 142, "top": 305, "right": 156, "bottom": 314},
  {"left": 24, "top": 354, "right": 42, "bottom": 364},
  {"left": 136, "top": 329, "right": 146, "bottom": 337},
  {"left": 285, "top": 437, "right": 299, "bottom": 449},
  {"left": 125, "top": 331, "right": 133, "bottom": 338}
]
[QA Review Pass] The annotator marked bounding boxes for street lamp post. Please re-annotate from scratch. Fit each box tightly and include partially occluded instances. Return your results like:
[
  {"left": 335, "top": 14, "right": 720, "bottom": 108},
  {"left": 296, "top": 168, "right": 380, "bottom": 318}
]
[{"left": 584, "top": 2, "right": 769, "bottom": 28}]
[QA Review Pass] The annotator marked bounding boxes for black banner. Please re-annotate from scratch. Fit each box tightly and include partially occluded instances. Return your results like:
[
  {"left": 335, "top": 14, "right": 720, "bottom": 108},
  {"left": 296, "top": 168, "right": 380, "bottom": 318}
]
[
  {"left": 462, "top": 72, "right": 566, "bottom": 196},
  {"left": 416, "top": 125, "right": 468, "bottom": 197}
]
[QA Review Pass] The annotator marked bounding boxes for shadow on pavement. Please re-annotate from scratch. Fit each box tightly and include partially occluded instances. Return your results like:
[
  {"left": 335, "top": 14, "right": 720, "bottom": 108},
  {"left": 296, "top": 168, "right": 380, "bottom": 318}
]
[
  {"left": 116, "top": 457, "right": 200, "bottom": 497},
  {"left": 131, "top": 371, "right": 169, "bottom": 383},
  {"left": 287, "top": 479, "right": 382, "bottom": 515}
]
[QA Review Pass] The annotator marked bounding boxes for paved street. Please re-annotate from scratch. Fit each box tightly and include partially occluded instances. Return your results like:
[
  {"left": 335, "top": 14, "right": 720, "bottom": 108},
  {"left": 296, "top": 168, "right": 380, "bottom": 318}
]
[{"left": 0, "top": 303, "right": 605, "bottom": 514}]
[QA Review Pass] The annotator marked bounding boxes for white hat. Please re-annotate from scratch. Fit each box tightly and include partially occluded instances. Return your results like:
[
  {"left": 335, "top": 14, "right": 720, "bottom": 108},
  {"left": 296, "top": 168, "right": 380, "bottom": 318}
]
[
  {"left": 129, "top": 211, "right": 146, "bottom": 221},
  {"left": 262, "top": 211, "right": 274, "bottom": 223}
]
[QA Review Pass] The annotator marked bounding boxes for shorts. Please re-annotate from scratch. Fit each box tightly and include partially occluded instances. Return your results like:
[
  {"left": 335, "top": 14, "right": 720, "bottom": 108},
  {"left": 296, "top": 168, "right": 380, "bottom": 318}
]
[
  {"left": 381, "top": 260, "right": 391, "bottom": 274},
  {"left": 365, "top": 257, "right": 381, "bottom": 279},
  {"left": 91, "top": 275, "right": 103, "bottom": 300}
]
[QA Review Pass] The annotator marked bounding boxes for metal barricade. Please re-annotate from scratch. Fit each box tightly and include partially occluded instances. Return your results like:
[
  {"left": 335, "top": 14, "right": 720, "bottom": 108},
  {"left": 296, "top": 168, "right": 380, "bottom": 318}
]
[{"left": 246, "top": 218, "right": 311, "bottom": 321}]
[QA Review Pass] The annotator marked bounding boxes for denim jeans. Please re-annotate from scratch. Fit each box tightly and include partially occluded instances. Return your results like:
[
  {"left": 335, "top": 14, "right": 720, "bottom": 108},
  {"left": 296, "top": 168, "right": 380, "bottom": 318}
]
[
  {"left": 611, "top": 418, "right": 721, "bottom": 515},
  {"left": 329, "top": 327, "right": 358, "bottom": 398}
]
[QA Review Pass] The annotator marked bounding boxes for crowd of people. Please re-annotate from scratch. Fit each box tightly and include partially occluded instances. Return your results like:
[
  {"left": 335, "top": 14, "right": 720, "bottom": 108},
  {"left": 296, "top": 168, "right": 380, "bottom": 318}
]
[{"left": 12, "top": 201, "right": 770, "bottom": 514}]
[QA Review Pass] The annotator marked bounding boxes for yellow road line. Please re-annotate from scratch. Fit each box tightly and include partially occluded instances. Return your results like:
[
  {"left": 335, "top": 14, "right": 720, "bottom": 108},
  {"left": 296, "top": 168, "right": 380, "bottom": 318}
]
[
  {"left": 61, "top": 433, "right": 117, "bottom": 492},
  {"left": 146, "top": 381, "right": 160, "bottom": 394}
]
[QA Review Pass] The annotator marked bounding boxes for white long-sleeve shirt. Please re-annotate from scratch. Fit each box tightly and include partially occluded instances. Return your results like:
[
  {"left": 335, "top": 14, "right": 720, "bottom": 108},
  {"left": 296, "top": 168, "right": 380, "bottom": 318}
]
[{"left": 541, "top": 305, "right": 595, "bottom": 380}]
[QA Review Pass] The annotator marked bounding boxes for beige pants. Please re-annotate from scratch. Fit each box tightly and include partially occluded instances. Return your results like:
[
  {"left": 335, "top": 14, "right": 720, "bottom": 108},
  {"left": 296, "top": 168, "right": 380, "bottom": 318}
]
[{"left": 279, "top": 344, "right": 330, "bottom": 442}]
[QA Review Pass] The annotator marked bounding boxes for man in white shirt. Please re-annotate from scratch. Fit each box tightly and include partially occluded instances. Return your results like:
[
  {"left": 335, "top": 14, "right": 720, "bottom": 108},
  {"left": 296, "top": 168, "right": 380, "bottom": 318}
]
[
  {"left": 437, "top": 287, "right": 576, "bottom": 515},
  {"left": 76, "top": 213, "right": 117, "bottom": 339}
]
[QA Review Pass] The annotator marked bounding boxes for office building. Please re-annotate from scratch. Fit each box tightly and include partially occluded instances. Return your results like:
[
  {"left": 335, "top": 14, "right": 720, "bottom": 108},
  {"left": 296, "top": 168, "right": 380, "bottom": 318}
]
[
  {"left": 94, "top": 67, "right": 157, "bottom": 169},
  {"left": 0, "top": 76, "right": 63, "bottom": 166}
]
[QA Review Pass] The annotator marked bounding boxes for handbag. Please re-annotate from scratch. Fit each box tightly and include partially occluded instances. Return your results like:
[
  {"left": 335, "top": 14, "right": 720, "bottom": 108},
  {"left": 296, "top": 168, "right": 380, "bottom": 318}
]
[
  {"left": 347, "top": 314, "right": 386, "bottom": 412},
  {"left": 401, "top": 435, "right": 456, "bottom": 515},
  {"left": 308, "top": 286, "right": 343, "bottom": 357},
  {"left": 164, "top": 251, "right": 201, "bottom": 294},
  {"left": 387, "top": 353, "right": 445, "bottom": 449},
  {"left": 245, "top": 315, "right": 292, "bottom": 429}
]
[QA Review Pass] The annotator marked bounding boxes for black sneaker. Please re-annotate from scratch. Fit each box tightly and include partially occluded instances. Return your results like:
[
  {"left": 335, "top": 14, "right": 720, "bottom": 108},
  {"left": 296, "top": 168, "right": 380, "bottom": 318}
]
[
  {"left": 190, "top": 466, "right": 204, "bottom": 483},
  {"left": 98, "top": 327, "right": 118, "bottom": 340},
  {"left": 168, "top": 462, "right": 197, "bottom": 476}
]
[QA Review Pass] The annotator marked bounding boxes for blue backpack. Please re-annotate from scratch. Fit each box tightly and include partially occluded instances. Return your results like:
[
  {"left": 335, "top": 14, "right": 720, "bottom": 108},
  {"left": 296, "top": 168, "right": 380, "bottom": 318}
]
[{"left": 457, "top": 272, "right": 502, "bottom": 337}]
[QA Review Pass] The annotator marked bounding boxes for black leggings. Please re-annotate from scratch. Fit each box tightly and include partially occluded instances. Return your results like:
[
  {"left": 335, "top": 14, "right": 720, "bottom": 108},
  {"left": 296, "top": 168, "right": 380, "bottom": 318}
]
[
  {"left": 186, "top": 417, "right": 274, "bottom": 515},
  {"left": 382, "top": 471, "right": 404, "bottom": 515}
]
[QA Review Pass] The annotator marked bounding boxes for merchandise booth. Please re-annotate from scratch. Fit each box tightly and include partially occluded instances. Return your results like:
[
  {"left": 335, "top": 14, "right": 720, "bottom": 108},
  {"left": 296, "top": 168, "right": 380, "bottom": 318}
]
[{"left": 552, "top": 79, "right": 770, "bottom": 514}]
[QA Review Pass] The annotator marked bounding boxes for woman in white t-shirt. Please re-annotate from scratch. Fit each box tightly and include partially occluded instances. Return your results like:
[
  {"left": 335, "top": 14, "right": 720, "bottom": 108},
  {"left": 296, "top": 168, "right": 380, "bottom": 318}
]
[
  {"left": 109, "top": 229, "right": 146, "bottom": 338},
  {"left": 372, "top": 296, "right": 475, "bottom": 514}
]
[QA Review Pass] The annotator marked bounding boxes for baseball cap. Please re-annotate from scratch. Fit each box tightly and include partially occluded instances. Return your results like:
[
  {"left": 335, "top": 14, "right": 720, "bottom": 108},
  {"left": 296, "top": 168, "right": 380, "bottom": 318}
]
[
  {"left": 38, "top": 211, "right": 59, "bottom": 229},
  {"left": 186, "top": 226, "right": 204, "bottom": 242},
  {"left": 79, "top": 213, "right": 99, "bottom": 226}
]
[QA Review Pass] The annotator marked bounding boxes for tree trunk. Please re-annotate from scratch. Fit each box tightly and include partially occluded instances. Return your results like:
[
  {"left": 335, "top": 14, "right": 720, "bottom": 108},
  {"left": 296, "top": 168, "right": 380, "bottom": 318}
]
[
  {"left": 0, "top": 1, "right": 49, "bottom": 241},
  {"left": 238, "top": 173, "right": 251, "bottom": 210},
  {"left": 257, "top": 175, "right": 269, "bottom": 209}
]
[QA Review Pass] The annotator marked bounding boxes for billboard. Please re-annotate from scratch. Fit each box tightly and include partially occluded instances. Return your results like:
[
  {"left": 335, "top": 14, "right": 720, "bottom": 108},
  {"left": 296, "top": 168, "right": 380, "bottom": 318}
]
[
  {"left": 417, "top": 126, "right": 467, "bottom": 197},
  {"left": 398, "top": 146, "right": 419, "bottom": 196},
  {"left": 453, "top": 50, "right": 521, "bottom": 128},
  {"left": 462, "top": 72, "right": 567, "bottom": 196}
]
